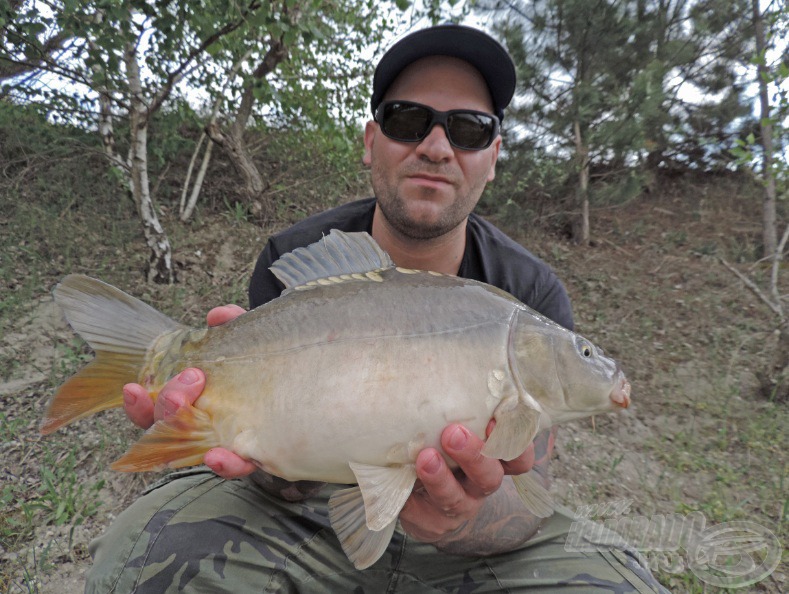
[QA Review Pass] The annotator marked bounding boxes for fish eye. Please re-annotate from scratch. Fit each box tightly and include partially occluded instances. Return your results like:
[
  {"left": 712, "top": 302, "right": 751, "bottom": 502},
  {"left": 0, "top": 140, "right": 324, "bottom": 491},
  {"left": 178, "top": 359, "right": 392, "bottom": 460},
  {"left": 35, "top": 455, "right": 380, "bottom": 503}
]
[{"left": 577, "top": 339, "right": 593, "bottom": 358}]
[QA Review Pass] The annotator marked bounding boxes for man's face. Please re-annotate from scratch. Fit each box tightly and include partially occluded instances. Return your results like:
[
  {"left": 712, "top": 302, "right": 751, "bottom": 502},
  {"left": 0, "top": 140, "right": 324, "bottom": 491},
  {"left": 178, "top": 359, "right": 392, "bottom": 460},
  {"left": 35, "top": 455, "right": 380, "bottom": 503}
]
[{"left": 363, "top": 56, "right": 501, "bottom": 240}]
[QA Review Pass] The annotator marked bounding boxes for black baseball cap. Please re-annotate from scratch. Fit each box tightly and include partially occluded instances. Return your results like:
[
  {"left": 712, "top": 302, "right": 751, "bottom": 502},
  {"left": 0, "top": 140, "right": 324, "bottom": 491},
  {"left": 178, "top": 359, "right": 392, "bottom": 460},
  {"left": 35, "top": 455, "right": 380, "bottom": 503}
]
[{"left": 371, "top": 24, "right": 516, "bottom": 122}]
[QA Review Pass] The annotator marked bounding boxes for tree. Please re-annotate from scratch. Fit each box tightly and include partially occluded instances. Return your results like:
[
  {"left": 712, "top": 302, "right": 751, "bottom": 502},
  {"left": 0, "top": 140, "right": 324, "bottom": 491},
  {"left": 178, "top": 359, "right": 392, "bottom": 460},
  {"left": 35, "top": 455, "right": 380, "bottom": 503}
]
[
  {"left": 186, "top": 0, "right": 390, "bottom": 220},
  {"left": 487, "top": 0, "right": 640, "bottom": 244},
  {"left": 1, "top": 1, "right": 412, "bottom": 281},
  {"left": 633, "top": 0, "right": 753, "bottom": 172},
  {"left": 747, "top": 0, "right": 788, "bottom": 256},
  {"left": 726, "top": 0, "right": 789, "bottom": 400},
  {"left": 3, "top": 1, "right": 273, "bottom": 282},
  {"left": 478, "top": 0, "right": 757, "bottom": 241},
  {"left": 0, "top": 0, "right": 70, "bottom": 83}
]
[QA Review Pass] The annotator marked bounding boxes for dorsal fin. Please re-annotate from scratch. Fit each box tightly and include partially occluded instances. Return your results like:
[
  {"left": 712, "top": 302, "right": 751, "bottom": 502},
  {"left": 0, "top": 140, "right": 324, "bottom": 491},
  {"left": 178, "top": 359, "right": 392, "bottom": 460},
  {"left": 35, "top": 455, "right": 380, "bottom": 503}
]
[{"left": 270, "top": 230, "right": 394, "bottom": 290}]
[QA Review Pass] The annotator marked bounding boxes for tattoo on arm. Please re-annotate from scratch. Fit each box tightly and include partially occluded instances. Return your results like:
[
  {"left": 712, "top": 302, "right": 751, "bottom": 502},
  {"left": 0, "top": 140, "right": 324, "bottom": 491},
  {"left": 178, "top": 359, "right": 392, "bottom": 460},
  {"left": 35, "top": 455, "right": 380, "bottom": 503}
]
[
  {"left": 431, "top": 479, "right": 544, "bottom": 556},
  {"left": 531, "top": 426, "right": 557, "bottom": 483},
  {"left": 431, "top": 426, "right": 559, "bottom": 556}
]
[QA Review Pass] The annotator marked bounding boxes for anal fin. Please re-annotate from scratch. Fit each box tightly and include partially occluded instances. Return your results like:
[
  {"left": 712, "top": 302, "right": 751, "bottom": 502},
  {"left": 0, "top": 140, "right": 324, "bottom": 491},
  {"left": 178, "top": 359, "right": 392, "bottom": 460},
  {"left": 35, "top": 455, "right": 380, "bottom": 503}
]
[
  {"left": 328, "top": 486, "right": 397, "bottom": 570},
  {"left": 513, "top": 470, "right": 554, "bottom": 518},
  {"left": 348, "top": 461, "right": 416, "bottom": 531},
  {"left": 111, "top": 404, "right": 219, "bottom": 472}
]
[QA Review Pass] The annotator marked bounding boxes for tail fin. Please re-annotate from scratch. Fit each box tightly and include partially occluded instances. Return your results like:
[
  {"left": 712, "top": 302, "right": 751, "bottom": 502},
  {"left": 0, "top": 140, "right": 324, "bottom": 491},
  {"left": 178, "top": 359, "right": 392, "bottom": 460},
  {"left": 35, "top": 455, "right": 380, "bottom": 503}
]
[{"left": 42, "top": 274, "right": 185, "bottom": 434}]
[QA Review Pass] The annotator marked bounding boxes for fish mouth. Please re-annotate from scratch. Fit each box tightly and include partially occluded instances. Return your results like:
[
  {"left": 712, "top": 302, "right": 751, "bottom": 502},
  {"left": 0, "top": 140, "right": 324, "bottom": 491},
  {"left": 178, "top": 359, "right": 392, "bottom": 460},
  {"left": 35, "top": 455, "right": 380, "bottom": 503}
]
[{"left": 610, "top": 373, "right": 631, "bottom": 409}]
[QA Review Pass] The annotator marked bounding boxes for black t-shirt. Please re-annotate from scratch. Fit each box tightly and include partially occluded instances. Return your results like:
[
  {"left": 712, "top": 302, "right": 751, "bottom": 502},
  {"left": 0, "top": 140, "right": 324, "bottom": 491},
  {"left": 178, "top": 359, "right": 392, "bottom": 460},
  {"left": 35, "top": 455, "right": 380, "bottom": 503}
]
[{"left": 248, "top": 198, "right": 574, "bottom": 330}]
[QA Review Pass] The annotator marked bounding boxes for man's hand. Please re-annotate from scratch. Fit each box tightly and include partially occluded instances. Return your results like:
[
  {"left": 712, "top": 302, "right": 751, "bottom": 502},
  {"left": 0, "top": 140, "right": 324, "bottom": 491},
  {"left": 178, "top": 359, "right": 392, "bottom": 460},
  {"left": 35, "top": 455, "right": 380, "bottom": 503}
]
[
  {"left": 399, "top": 421, "right": 536, "bottom": 545},
  {"left": 122, "top": 304, "right": 256, "bottom": 479}
]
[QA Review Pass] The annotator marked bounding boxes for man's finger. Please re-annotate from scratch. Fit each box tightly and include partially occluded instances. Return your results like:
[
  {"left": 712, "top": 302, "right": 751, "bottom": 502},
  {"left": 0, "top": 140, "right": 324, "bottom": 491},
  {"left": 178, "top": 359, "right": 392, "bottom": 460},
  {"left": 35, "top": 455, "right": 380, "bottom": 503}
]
[
  {"left": 204, "top": 448, "right": 257, "bottom": 479},
  {"left": 206, "top": 304, "right": 246, "bottom": 327},
  {"left": 123, "top": 383, "right": 155, "bottom": 429},
  {"left": 413, "top": 448, "right": 476, "bottom": 517},
  {"left": 153, "top": 368, "right": 206, "bottom": 421},
  {"left": 441, "top": 424, "right": 504, "bottom": 497}
]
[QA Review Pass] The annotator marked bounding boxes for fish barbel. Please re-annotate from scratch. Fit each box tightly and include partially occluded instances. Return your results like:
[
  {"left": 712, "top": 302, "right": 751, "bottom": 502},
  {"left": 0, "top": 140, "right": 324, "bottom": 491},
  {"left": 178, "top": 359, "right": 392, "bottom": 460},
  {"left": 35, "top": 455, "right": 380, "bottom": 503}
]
[{"left": 43, "top": 230, "right": 630, "bottom": 569}]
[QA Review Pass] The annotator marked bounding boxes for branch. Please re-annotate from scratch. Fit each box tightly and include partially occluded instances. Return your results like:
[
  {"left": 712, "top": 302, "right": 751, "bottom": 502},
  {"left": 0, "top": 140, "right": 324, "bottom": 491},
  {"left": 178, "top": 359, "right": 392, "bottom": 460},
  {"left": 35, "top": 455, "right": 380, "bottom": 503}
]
[
  {"left": 719, "top": 257, "right": 783, "bottom": 318},
  {"left": 146, "top": 0, "right": 262, "bottom": 118},
  {"left": 231, "top": 37, "right": 288, "bottom": 137},
  {"left": 0, "top": 45, "right": 94, "bottom": 88},
  {"left": 0, "top": 30, "right": 72, "bottom": 80},
  {"left": 179, "top": 134, "right": 214, "bottom": 222}
]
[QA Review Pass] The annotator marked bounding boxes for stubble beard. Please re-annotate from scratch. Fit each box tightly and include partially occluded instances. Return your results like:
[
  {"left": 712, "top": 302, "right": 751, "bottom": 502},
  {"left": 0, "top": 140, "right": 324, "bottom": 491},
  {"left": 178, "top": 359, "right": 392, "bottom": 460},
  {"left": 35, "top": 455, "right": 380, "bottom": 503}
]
[{"left": 372, "top": 169, "right": 483, "bottom": 241}]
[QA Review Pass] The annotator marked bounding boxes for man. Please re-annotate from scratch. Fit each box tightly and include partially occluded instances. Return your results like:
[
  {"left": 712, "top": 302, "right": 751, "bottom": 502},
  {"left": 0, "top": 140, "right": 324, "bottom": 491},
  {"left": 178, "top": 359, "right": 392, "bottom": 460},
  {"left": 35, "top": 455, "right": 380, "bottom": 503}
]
[{"left": 88, "top": 24, "right": 667, "bottom": 592}]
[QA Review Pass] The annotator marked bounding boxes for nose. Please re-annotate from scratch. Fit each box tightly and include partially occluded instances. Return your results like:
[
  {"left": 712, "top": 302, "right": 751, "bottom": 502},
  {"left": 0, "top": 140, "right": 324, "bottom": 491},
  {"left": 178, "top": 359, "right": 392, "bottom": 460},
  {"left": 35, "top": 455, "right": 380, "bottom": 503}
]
[{"left": 415, "top": 123, "right": 454, "bottom": 162}]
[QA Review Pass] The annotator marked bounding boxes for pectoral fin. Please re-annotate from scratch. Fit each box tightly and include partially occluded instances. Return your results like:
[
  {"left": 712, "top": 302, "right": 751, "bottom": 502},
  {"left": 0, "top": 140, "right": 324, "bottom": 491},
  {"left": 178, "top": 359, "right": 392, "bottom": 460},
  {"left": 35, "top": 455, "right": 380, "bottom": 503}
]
[
  {"left": 481, "top": 403, "right": 542, "bottom": 461},
  {"left": 328, "top": 486, "right": 397, "bottom": 570},
  {"left": 348, "top": 461, "right": 416, "bottom": 531},
  {"left": 513, "top": 470, "right": 554, "bottom": 518}
]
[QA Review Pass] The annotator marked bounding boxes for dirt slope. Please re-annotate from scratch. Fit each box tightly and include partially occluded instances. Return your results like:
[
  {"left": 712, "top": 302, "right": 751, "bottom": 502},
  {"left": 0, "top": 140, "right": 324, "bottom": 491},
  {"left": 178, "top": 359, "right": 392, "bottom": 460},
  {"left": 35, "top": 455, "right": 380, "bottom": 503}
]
[{"left": 1, "top": 174, "right": 786, "bottom": 593}]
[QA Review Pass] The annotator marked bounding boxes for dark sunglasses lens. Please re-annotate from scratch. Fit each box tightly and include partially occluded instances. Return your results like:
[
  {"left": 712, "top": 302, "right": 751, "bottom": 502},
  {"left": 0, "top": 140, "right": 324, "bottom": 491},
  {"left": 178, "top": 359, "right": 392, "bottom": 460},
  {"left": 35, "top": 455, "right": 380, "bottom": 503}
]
[
  {"left": 380, "top": 103, "right": 497, "bottom": 149},
  {"left": 382, "top": 103, "right": 432, "bottom": 141},
  {"left": 447, "top": 113, "right": 496, "bottom": 149}
]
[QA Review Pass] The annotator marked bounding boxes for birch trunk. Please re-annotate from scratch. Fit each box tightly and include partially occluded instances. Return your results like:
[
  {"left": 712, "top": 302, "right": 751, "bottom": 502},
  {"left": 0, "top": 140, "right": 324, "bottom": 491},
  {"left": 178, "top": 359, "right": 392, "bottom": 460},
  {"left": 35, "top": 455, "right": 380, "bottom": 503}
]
[
  {"left": 90, "top": 31, "right": 127, "bottom": 175},
  {"left": 125, "top": 43, "right": 175, "bottom": 284},
  {"left": 180, "top": 133, "right": 214, "bottom": 222}
]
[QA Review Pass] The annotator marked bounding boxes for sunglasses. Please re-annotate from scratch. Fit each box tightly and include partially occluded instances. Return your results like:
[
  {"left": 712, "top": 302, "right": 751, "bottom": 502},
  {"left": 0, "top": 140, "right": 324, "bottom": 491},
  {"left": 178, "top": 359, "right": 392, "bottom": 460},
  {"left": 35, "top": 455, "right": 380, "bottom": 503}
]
[{"left": 374, "top": 101, "right": 500, "bottom": 151}]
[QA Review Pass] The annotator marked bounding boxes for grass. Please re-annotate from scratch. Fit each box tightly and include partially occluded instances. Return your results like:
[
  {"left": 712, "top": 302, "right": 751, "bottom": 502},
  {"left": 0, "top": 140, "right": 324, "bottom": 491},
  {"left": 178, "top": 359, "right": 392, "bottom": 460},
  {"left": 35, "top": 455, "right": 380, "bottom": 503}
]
[
  {"left": 1, "top": 420, "right": 105, "bottom": 594},
  {"left": 0, "top": 132, "right": 132, "bottom": 589},
  {"left": 33, "top": 450, "right": 105, "bottom": 530},
  {"left": 0, "top": 104, "right": 373, "bottom": 591},
  {"left": 541, "top": 177, "right": 787, "bottom": 592}
]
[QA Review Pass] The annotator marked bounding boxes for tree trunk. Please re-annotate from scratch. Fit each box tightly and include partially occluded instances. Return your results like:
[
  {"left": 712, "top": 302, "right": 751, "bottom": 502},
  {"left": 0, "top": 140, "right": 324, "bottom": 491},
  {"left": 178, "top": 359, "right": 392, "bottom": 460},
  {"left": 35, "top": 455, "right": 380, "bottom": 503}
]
[
  {"left": 752, "top": 0, "right": 777, "bottom": 258},
  {"left": 180, "top": 132, "right": 214, "bottom": 222},
  {"left": 205, "top": 38, "right": 288, "bottom": 219},
  {"left": 573, "top": 119, "right": 591, "bottom": 245},
  {"left": 125, "top": 43, "right": 175, "bottom": 284},
  {"left": 760, "top": 318, "right": 789, "bottom": 403},
  {"left": 206, "top": 116, "right": 266, "bottom": 202},
  {"left": 90, "top": 29, "right": 128, "bottom": 177}
]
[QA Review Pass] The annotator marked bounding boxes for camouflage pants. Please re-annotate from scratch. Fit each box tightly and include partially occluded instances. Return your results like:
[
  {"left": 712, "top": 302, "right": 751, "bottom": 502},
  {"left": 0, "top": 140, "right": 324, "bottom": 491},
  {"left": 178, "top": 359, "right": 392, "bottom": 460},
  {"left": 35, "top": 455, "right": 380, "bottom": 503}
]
[{"left": 87, "top": 469, "right": 668, "bottom": 593}]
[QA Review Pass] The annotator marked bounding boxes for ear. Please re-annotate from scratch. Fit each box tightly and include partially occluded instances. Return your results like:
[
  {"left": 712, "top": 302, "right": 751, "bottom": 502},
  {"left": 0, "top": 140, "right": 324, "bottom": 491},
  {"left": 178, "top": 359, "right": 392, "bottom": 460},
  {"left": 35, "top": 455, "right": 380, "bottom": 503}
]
[
  {"left": 363, "top": 121, "right": 377, "bottom": 167},
  {"left": 486, "top": 135, "right": 502, "bottom": 182}
]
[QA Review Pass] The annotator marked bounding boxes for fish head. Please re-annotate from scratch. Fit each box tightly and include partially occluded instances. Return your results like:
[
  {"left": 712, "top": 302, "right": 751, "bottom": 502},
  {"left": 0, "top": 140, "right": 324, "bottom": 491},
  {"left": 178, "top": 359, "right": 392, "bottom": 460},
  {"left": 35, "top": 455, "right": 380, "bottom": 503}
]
[{"left": 509, "top": 309, "right": 630, "bottom": 424}]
